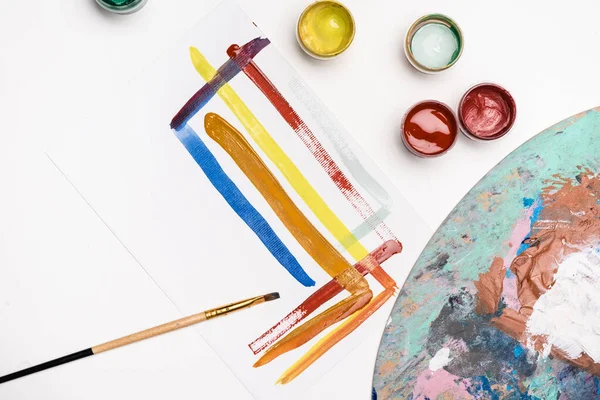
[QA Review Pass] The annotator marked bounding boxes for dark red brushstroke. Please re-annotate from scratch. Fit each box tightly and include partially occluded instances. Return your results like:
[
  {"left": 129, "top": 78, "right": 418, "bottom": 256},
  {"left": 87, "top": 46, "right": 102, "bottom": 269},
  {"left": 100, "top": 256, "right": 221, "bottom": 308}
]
[
  {"left": 248, "top": 240, "right": 402, "bottom": 354},
  {"left": 170, "top": 38, "right": 270, "bottom": 131},
  {"left": 227, "top": 44, "right": 397, "bottom": 242}
]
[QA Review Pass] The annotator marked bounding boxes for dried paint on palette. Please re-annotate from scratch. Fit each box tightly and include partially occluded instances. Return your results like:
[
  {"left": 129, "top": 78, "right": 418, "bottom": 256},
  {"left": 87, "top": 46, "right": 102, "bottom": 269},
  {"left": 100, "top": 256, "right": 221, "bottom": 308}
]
[{"left": 374, "top": 108, "right": 600, "bottom": 399}]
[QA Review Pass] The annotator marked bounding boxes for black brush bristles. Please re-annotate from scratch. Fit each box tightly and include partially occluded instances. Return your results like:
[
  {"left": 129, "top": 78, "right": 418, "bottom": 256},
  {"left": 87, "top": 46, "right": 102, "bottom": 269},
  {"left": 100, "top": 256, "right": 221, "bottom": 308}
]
[{"left": 263, "top": 292, "right": 280, "bottom": 302}]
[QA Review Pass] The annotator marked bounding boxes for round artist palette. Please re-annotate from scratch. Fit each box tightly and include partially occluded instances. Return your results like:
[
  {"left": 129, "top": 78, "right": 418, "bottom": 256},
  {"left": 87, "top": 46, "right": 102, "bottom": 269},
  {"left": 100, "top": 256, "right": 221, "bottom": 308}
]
[{"left": 373, "top": 107, "right": 600, "bottom": 399}]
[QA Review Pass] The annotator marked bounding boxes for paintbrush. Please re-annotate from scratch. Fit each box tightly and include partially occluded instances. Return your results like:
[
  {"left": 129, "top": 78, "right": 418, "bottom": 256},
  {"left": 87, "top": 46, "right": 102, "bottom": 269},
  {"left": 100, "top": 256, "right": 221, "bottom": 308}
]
[{"left": 0, "top": 292, "right": 280, "bottom": 385}]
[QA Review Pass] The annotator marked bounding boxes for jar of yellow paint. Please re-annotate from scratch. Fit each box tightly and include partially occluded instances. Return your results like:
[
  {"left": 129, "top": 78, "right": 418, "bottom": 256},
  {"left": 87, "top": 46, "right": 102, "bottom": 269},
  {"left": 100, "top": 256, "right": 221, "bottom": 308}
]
[{"left": 297, "top": 1, "right": 356, "bottom": 59}]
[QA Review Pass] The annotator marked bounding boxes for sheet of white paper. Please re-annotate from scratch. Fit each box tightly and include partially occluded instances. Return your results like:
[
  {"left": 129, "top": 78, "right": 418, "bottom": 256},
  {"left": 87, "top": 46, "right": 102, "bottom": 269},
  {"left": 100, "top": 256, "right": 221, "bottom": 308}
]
[{"left": 48, "top": 1, "right": 432, "bottom": 398}]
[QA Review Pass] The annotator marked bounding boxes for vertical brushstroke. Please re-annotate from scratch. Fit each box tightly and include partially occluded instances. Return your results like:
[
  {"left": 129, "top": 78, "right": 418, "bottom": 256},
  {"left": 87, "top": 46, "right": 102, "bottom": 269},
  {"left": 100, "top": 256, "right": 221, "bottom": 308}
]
[
  {"left": 249, "top": 240, "right": 402, "bottom": 355},
  {"left": 227, "top": 44, "right": 397, "bottom": 243},
  {"left": 170, "top": 38, "right": 270, "bottom": 130},
  {"left": 172, "top": 123, "right": 315, "bottom": 287},
  {"left": 189, "top": 46, "right": 369, "bottom": 262},
  {"left": 289, "top": 77, "right": 394, "bottom": 209}
]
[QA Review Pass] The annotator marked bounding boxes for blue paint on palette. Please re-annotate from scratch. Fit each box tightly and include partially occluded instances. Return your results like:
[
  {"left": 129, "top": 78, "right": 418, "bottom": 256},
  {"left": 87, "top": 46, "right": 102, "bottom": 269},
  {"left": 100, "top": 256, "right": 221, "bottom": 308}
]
[
  {"left": 522, "top": 197, "right": 534, "bottom": 207},
  {"left": 374, "top": 108, "right": 600, "bottom": 399},
  {"left": 173, "top": 123, "right": 315, "bottom": 287},
  {"left": 516, "top": 198, "right": 544, "bottom": 256},
  {"left": 468, "top": 376, "right": 499, "bottom": 400},
  {"left": 514, "top": 345, "right": 524, "bottom": 358}
]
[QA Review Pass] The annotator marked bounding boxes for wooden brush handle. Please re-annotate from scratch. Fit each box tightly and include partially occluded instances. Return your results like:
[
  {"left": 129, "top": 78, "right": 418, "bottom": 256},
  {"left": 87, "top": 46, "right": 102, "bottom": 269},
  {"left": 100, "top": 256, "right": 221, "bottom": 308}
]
[{"left": 92, "top": 312, "right": 207, "bottom": 354}]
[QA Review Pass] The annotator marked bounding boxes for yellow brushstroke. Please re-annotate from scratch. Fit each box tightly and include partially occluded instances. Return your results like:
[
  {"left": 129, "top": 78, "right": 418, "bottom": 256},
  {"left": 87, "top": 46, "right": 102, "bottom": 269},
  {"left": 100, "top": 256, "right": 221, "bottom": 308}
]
[
  {"left": 277, "top": 288, "right": 396, "bottom": 384},
  {"left": 189, "top": 47, "right": 368, "bottom": 261}
]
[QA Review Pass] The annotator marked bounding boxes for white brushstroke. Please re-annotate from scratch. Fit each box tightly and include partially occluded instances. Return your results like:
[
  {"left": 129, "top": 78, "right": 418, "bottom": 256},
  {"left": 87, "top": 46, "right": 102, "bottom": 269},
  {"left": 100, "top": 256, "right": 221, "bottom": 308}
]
[
  {"left": 526, "top": 249, "right": 600, "bottom": 362},
  {"left": 429, "top": 348, "right": 452, "bottom": 371},
  {"left": 249, "top": 308, "right": 307, "bottom": 352},
  {"left": 289, "top": 78, "right": 394, "bottom": 208}
]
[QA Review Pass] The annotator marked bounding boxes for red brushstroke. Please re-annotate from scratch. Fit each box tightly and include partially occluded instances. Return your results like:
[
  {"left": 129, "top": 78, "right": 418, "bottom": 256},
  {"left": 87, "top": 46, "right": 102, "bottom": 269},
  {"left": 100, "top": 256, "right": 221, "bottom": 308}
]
[
  {"left": 249, "top": 240, "right": 402, "bottom": 354},
  {"left": 227, "top": 44, "right": 397, "bottom": 242}
]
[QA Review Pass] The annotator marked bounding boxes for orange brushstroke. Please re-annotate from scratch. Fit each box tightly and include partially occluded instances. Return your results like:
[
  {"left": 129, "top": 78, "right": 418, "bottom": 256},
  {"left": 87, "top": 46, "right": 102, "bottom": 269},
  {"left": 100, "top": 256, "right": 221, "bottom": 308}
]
[
  {"left": 277, "top": 287, "right": 396, "bottom": 384},
  {"left": 253, "top": 288, "right": 372, "bottom": 367},
  {"left": 249, "top": 240, "right": 401, "bottom": 355}
]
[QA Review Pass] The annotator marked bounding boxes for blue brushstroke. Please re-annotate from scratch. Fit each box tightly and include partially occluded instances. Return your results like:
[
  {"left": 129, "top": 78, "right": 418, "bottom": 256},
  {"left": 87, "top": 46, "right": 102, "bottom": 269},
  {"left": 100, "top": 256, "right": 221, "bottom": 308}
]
[
  {"left": 517, "top": 198, "right": 544, "bottom": 256},
  {"left": 173, "top": 124, "right": 315, "bottom": 287},
  {"left": 596, "top": 377, "right": 600, "bottom": 394},
  {"left": 371, "top": 387, "right": 377, "bottom": 400},
  {"left": 514, "top": 345, "right": 524, "bottom": 358}
]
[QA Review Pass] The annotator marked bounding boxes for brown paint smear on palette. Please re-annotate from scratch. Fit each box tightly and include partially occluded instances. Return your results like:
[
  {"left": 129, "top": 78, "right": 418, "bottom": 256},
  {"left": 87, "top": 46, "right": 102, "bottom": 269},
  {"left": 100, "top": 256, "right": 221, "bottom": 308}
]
[{"left": 401, "top": 100, "right": 458, "bottom": 157}]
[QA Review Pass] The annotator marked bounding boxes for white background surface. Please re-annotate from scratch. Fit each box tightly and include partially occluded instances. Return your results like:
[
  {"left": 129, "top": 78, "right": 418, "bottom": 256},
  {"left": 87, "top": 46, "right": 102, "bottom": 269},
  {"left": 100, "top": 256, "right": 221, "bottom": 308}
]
[{"left": 1, "top": 0, "right": 599, "bottom": 399}]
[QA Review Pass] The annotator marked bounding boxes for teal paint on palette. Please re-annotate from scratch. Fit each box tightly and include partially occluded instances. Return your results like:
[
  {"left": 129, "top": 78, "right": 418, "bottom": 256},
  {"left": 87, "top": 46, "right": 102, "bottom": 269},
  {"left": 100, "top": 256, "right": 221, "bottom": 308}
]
[
  {"left": 373, "top": 107, "right": 600, "bottom": 399},
  {"left": 96, "top": 0, "right": 147, "bottom": 14}
]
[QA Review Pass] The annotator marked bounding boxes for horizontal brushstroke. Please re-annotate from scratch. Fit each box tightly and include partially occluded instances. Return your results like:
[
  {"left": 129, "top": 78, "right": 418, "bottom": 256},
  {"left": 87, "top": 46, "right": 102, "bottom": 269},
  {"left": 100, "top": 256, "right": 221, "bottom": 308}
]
[
  {"left": 189, "top": 46, "right": 370, "bottom": 262},
  {"left": 256, "top": 289, "right": 373, "bottom": 368},
  {"left": 249, "top": 240, "right": 402, "bottom": 354},
  {"left": 204, "top": 112, "right": 367, "bottom": 287},
  {"left": 172, "top": 124, "right": 315, "bottom": 287},
  {"left": 170, "top": 38, "right": 270, "bottom": 131},
  {"left": 289, "top": 78, "right": 394, "bottom": 209},
  {"left": 277, "top": 287, "right": 396, "bottom": 384},
  {"left": 227, "top": 44, "right": 397, "bottom": 243}
]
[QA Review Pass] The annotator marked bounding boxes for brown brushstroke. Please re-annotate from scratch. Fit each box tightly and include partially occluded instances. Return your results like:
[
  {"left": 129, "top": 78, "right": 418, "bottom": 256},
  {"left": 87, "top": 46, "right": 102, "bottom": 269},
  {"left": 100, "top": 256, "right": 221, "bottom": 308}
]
[
  {"left": 490, "top": 308, "right": 527, "bottom": 342},
  {"left": 488, "top": 172, "right": 600, "bottom": 376},
  {"left": 474, "top": 257, "right": 504, "bottom": 314}
]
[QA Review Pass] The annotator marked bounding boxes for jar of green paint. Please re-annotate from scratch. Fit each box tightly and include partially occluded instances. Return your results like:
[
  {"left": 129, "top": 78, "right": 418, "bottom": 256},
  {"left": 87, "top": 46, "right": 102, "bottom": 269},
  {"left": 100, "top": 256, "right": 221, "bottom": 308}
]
[{"left": 95, "top": 0, "right": 148, "bottom": 14}]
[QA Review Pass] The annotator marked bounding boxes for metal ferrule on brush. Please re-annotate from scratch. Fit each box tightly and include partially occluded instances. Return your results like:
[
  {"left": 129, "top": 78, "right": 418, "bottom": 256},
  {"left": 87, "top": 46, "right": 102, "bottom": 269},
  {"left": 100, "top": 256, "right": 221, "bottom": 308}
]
[{"left": 204, "top": 295, "right": 268, "bottom": 320}]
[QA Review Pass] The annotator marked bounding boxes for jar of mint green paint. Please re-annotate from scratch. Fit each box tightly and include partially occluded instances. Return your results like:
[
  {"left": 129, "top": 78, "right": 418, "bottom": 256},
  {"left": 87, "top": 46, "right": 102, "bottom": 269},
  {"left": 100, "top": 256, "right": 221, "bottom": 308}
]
[
  {"left": 405, "top": 14, "right": 463, "bottom": 74},
  {"left": 95, "top": 0, "right": 148, "bottom": 14}
]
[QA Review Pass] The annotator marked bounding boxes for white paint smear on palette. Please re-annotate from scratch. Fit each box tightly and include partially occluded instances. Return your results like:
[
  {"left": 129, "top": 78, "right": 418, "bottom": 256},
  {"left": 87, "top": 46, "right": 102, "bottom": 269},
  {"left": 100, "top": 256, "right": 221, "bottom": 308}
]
[
  {"left": 526, "top": 248, "right": 600, "bottom": 362},
  {"left": 429, "top": 347, "right": 452, "bottom": 371}
]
